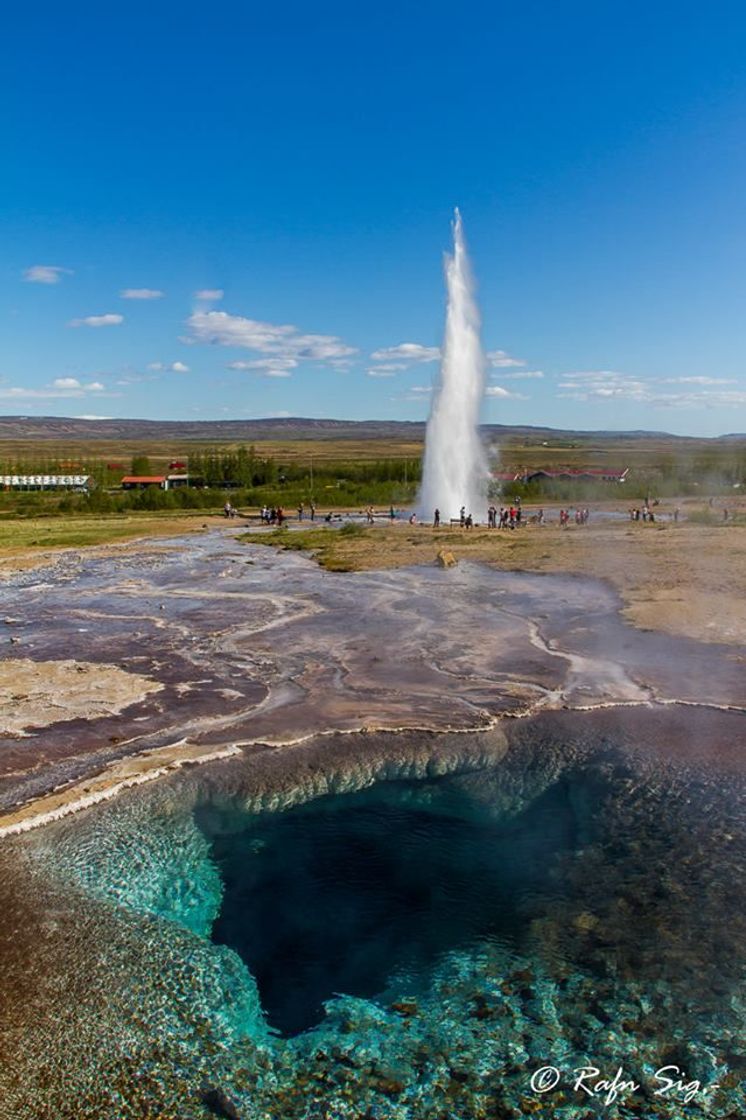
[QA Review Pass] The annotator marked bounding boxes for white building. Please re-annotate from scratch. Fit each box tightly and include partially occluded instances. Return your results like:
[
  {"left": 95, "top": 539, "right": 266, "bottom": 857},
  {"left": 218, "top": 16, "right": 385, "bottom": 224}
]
[{"left": 0, "top": 475, "right": 92, "bottom": 491}]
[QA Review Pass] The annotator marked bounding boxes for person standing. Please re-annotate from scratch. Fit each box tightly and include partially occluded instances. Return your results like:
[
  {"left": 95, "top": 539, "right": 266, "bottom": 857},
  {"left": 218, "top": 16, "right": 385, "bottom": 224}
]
[{"left": 433, "top": 508, "right": 440, "bottom": 528}]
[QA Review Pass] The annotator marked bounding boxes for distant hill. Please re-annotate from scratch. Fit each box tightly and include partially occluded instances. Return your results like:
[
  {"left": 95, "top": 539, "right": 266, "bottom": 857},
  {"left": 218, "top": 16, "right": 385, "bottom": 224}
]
[{"left": 0, "top": 414, "right": 728, "bottom": 444}]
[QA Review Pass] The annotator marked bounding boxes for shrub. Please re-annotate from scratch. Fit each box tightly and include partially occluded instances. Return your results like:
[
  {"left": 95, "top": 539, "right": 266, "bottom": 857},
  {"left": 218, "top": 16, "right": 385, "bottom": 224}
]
[{"left": 339, "top": 522, "right": 366, "bottom": 537}]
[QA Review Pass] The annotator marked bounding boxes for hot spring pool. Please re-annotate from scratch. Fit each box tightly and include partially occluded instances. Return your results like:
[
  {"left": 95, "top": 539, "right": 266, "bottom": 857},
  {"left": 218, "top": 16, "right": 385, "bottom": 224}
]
[{"left": 3, "top": 718, "right": 744, "bottom": 1119}]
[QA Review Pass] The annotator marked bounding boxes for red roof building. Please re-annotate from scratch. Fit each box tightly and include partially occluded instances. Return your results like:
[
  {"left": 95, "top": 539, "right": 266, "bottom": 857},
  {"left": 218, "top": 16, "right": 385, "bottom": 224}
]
[{"left": 121, "top": 475, "right": 167, "bottom": 489}]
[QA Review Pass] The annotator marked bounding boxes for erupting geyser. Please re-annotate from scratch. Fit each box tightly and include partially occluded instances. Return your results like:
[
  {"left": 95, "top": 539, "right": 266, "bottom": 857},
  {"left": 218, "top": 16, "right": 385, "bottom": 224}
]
[{"left": 419, "top": 209, "right": 489, "bottom": 521}]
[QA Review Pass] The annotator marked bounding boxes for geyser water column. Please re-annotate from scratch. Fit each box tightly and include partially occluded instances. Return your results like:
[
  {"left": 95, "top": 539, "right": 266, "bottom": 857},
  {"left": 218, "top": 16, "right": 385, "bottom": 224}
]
[{"left": 419, "top": 209, "right": 489, "bottom": 521}]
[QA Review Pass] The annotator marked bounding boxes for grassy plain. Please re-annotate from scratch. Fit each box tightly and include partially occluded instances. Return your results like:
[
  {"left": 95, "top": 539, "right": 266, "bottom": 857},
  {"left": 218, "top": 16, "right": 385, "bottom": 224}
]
[
  {"left": 0, "top": 437, "right": 424, "bottom": 469},
  {"left": 1, "top": 429, "right": 743, "bottom": 474},
  {"left": 0, "top": 512, "right": 218, "bottom": 574}
]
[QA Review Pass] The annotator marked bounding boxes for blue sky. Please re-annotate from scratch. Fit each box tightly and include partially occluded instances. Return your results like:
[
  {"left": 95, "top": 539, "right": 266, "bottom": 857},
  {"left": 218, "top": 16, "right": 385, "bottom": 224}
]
[{"left": 2, "top": 0, "right": 746, "bottom": 436}]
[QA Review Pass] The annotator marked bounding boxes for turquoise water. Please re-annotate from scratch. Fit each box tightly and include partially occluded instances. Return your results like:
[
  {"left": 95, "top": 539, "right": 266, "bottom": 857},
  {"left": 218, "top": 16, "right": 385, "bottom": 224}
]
[
  {"left": 10, "top": 735, "right": 746, "bottom": 1119},
  {"left": 201, "top": 780, "right": 577, "bottom": 1037}
]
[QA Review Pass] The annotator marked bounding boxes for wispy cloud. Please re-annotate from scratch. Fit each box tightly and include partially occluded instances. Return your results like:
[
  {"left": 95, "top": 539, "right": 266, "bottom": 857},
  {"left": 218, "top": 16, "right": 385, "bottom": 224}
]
[
  {"left": 227, "top": 358, "right": 297, "bottom": 377},
  {"left": 492, "top": 369, "right": 544, "bottom": 381},
  {"left": 23, "top": 265, "right": 73, "bottom": 285},
  {"left": 366, "top": 364, "right": 407, "bottom": 378},
  {"left": 486, "top": 349, "right": 526, "bottom": 368},
  {"left": 486, "top": 385, "right": 529, "bottom": 400},
  {"left": 75, "top": 414, "right": 112, "bottom": 420},
  {"left": 558, "top": 370, "right": 746, "bottom": 408},
  {"left": 194, "top": 289, "right": 224, "bottom": 302},
  {"left": 186, "top": 310, "right": 357, "bottom": 368},
  {"left": 659, "top": 376, "right": 736, "bottom": 385},
  {"left": 392, "top": 384, "right": 434, "bottom": 402},
  {"left": 0, "top": 376, "right": 112, "bottom": 401},
  {"left": 146, "top": 361, "right": 190, "bottom": 373},
  {"left": 68, "top": 313, "right": 124, "bottom": 328},
  {"left": 371, "top": 343, "right": 440, "bottom": 364},
  {"left": 120, "top": 288, "right": 164, "bottom": 300},
  {"left": 0, "top": 385, "right": 82, "bottom": 400}
]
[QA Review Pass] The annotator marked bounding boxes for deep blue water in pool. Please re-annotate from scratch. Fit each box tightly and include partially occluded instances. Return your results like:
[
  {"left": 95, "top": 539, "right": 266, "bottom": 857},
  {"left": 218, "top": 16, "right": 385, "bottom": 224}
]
[{"left": 203, "top": 780, "right": 578, "bottom": 1035}]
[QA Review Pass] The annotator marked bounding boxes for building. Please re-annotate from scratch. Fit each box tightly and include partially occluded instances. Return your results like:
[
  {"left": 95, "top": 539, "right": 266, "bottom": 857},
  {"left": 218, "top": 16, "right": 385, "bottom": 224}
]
[
  {"left": 0, "top": 472, "right": 92, "bottom": 490},
  {"left": 121, "top": 475, "right": 168, "bottom": 490},
  {"left": 523, "top": 468, "right": 629, "bottom": 483},
  {"left": 120, "top": 474, "right": 192, "bottom": 490}
]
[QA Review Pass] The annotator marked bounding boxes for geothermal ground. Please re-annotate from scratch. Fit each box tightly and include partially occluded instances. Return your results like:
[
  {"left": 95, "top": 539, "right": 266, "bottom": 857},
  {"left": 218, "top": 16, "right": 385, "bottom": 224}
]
[
  {"left": 0, "top": 523, "right": 744, "bottom": 1119},
  {"left": 0, "top": 522, "right": 744, "bottom": 829}
]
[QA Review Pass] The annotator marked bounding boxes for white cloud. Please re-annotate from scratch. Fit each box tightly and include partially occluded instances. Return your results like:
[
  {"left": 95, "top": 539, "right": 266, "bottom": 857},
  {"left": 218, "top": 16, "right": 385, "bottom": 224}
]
[
  {"left": 493, "top": 369, "right": 544, "bottom": 381},
  {"left": 366, "top": 364, "right": 406, "bottom": 378},
  {"left": 227, "top": 358, "right": 298, "bottom": 375},
  {"left": 557, "top": 370, "right": 746, "bottom": 409},
  {"left": 75, "top": 414, "right": 112, "bottom": 420},
  {"left": 23, "top": 265, "right": 72, "bottom": 284},
  {"left": 558, "top": 371, "right": 651, "bottom": 402},
  {"left": 194, "top": 289, "right": 224, "bottom": 302},
  {"left": 0, "top": 377, "right": 113, "bottom": 401},
  {"left": 0, "top": 386, "right": 84, "bottom": 400},
  {"left": 393, "top": 384, "right": 435, "bottom": 403},
  {"left": 120, "top": 288, "right": 164, "bottom": 300},
  {"left": 659, "top": 376, "right": 736, "bottom": 385},
  {"left": 187, "top": 310, "right": 356, "bottom": 365},
  {"left": 146, "top": 361, "right": 190, "bottom": 373},
  {"left": 486, "top": 385, "right": 529, "bottom": 400},
  {"left": 370, "top": 343, "right": 440, "bottom": 364},
  {"left": 486, "top": 349, "right": 526, "bottom": 368},
  {"left": 227, "top": 358, "right": 296, "bottom": 378},
  {"left": 68, "top": 313, "right": 124, "bottom": 328}
]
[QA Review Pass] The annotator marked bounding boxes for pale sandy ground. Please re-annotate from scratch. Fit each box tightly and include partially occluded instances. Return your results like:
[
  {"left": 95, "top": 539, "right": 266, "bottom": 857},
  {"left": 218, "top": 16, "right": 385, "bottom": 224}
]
[
  {"left": 0, "top": 658, "right": 163, "bottom": 736},
  {"left": 0, "top": 740, "right": 241, "bottom": 837}
]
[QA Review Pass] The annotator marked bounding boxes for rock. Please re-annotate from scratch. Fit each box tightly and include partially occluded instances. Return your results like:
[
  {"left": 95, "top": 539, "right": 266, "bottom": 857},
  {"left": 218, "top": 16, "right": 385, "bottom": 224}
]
[
  {"left": 573, "top": 911, "right": 600, "bottom": 933},
  {"left": 200, "top": 1086, "right": 244, "bottom": 1119},
  {"left": 375, "top": 1078, "right": 405, "bottom": 1097},
  {"left": 436, "top": 549, "right": 457, "bottom": 568},
  {"left": 390, "top": 1000, "right": 419, "bottom": 1016}
]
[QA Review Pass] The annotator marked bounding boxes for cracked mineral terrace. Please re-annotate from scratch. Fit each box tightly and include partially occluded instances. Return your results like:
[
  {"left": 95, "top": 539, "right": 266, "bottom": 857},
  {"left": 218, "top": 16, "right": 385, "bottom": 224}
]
[{"left": 0, "top": 528, "right": 743, "bottom": 829}]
